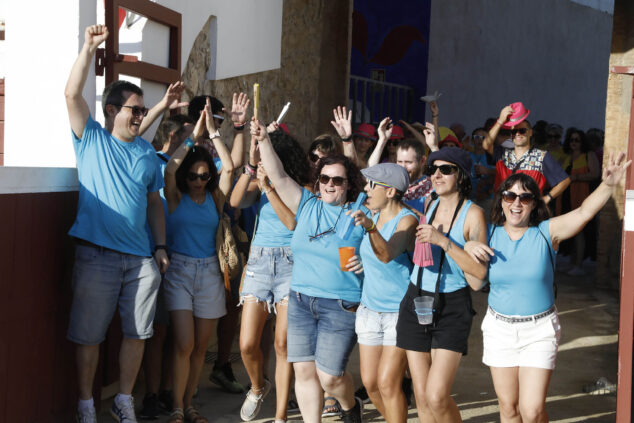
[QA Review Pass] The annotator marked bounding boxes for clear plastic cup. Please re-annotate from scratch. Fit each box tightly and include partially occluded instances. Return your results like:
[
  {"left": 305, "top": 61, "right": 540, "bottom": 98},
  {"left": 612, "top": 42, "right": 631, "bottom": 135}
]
[{"left": 413, "top": 296, "right": 434, "bottom": 325}]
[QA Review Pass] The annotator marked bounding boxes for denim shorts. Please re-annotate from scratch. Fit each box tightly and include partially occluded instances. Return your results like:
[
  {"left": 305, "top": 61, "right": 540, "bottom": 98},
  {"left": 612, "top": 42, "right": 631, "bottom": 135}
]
[
  {"left": 240, "top": 246, "right": 293, "bottom": 310},
  {"left": 67, "top": 245, "right": 161, "bottom": 345},
  {"left": 286, "top": 290, "right": 359, "bottom": 376},
  {"left": 163, "top": 253, "right": 227, "bottom": 319},
  {"left": 355, "top": 304, "right": 399, "bottom": 347}
]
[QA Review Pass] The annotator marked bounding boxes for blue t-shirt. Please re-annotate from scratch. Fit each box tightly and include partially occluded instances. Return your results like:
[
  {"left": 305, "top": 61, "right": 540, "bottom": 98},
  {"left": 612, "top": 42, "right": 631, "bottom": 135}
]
[
  {"left": 469, "top": 151, "right": 494, "bottom": 199},
  {"left": 251, "top": 193, "right": 294, "bottom": 247},
  {"left": 409, "top": 199, "right": 473, "bottom": 293},
  {"left": 147, "top": 152, "right": 171, "bottom": 251},
  {"left": 69, "top": 116, "right": 163, "bottom": 256},
  {"left": 290, "top": 188, "right": 368, "bottom": 302},
  {"left": 487, "top": 220, "right": 556, "bottom": 316},
  {"left": 360, "top": 208, "right": 416, "bottom": 312},
  {"left": 167, "top": 192, "right": 219, "bottom": 258}
]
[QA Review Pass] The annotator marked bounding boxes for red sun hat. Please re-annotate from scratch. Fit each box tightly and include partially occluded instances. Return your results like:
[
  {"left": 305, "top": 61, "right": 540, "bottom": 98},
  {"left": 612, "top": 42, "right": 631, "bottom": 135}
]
[
  {"left": 354, "top": 123, "right": 377, "bottom": 140},
  {"left": 501, "top": 102, "right": 531, "bottom": 129},
  {"left": 389, "top": 124, "right": 404, "bottom": 140}
]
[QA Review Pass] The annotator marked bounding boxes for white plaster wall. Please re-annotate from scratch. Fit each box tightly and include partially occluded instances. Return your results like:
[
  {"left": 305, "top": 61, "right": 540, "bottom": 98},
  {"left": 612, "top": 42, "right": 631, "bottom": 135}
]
[
  {"left": 4, "top": 0, "right": 282, "bottom": 168},
  {"left": 426, "top": 0, "right": 613, "bottom": 133}
]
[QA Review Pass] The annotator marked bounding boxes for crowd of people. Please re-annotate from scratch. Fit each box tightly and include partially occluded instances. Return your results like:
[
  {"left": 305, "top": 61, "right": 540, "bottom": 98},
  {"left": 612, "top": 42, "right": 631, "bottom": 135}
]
[{"left": 67, "top": 25, "right": 627, "bottom": 423}]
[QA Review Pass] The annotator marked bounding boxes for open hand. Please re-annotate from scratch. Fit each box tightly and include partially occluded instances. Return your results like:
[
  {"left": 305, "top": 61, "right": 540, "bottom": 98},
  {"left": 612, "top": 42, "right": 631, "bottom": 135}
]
[
  {"left": 85, "top": 25, "right": 109, "bottom": 52},
  {"left": 204, "top": 97, "right": 217, "bottom": 134},
  {"left": 162, "top": 81, "right": 189, "bottom": 110},
  {"left": 422, "top": 122, "right": 437, "bottom": 150},
  {"left": 192, "top": 109, "right": 207, "bottom": 142},
  {"left": 228, "top": 92, "right": 250, "bottom": 126},
  {"left": 464, "top": 240, "right": 494, "bottom": 264},
  {"left": 377, "top": 117, "right": 393, "bottom": 140},
  {"left": 602, "top": 151, "right": 632, "bottom": 187},
  {"left": 331, "top": 106, "right": 352, "bottom": 139}
]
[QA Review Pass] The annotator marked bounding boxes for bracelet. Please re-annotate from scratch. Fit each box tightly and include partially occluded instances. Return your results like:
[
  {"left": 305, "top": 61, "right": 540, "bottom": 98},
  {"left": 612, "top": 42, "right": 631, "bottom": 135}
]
[
  {"left": 209, "top": 129, "right": 221, "bottom": 140},
  {"left": 154, "top": 245, "right": 168, "bottom": 254},
  {"left": 184, "top": 138, "right": 194, "bottom": 148},
  {"left": 432, "top": 114, "right": 438, "bottom": 118},
  {"left": 262, "top": 187, "right": 273, "bottom": 195},
  {"left": 234, "top": 122, "right": 246, "bottom": 131},
  {"left": 545, "top": 193, "right": 553, "bottom": 201},
  {"left": 341, "top": 135, "right": 352, "bottom": 142},
  {"left": 496, "top": 120, "right": 505, "bottom": 126},
  {"left": 365, "top": 221, "right": 377, "bottom": 234},
  {"left": 243, "top": 165, "right": 256, "bottom": 178}
]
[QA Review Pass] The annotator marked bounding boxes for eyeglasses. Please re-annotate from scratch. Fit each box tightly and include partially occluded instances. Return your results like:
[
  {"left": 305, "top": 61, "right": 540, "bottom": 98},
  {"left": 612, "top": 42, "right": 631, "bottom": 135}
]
[
  {"left": 501, "top": 190, "right": 535, "bottom": 205},
  {"left": 115, "top": 105, "right": 149, "bottom": 117},
  {"left": 369, "top": 180, "right": 391, "bottom": 189},
  {"left": 309, "top": 204, "right": 344, "bottom": 241},
  {"left": 425, "top": 164, "right": 458, "bottom": 176},
  {"left": 472, "top": 135, "right": 485, "bottom": 141},
  {"left": 187, "top": 172, "right": 211, "bottom": 182},
  {"left": 318, "top": 174, "right": 347, "bottom": 186},
  {"left": 309, "top": 152, "right": 320, "bottom": 163},
  {"left": 511, "top": 128, "right": 529, "bottom": 136}
]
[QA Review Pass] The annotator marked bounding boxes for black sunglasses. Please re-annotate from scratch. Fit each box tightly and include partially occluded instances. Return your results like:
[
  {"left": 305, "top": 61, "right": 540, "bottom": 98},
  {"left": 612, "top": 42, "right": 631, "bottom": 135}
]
[
  {"left": 187, "top": 172, "right": 211, "bottom": 182},
  {"left": 318, "top": 174, "right": 347, "bottom": 186},
  {"left": 426, "top": 164, "right": 458, "bottom": 176},
  {"left": 502, "top": 190, "right": 535, "bottom": 205},
  {"left": 115, "top": 104, "right": 149, "bottom": 117},
  {"left": 511, "top": 128, "right": 530, "bottom": 136}
]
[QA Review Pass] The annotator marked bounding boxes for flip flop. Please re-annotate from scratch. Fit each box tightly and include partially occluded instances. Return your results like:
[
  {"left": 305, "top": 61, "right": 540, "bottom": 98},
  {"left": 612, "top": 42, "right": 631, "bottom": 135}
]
[{"left": 322, "top": 396, "right": 341, "bottom": 417}]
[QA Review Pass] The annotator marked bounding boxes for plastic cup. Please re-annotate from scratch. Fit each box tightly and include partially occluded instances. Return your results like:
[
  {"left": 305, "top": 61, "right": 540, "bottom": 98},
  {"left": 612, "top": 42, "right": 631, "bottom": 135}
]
[
  {"left": 339, "top": 246, "right": 356, "bottom": 271},
  {"left": 413, "top": 296, "right": 434, "bottom": 325}
]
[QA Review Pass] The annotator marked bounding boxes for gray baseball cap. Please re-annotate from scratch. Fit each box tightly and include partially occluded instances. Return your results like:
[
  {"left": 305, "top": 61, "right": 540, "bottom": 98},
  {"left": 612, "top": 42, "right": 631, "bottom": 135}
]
[{"left": 361, "top": 163, "right": 410, "bottom": 193}]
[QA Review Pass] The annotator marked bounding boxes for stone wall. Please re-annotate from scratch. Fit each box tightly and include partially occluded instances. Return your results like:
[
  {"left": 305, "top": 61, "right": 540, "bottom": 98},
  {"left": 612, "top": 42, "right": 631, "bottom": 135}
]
[{"left": 173, "top": 0, "right": 352, "bottom": 151}]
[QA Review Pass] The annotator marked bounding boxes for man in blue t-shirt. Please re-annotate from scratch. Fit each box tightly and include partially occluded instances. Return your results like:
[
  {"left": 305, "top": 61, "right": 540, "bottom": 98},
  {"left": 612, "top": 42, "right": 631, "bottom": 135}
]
[{"left": 65, "top": 24, "right": 170, "bottom": 423}]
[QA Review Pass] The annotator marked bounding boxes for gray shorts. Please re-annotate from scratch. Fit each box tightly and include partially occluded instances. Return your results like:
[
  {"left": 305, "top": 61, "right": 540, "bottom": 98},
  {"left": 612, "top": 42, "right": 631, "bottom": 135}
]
[
  {"left": 163, "top": 253, "right": 227, "bottom": 319},
  {"left": 67, "top": 245, "right": 161, "bottom": 345}
]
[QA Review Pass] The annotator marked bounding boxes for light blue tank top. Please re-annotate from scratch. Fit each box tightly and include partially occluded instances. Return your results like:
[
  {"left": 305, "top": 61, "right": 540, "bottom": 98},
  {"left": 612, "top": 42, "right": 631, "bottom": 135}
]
[
  {"left": 251, "top": 193, "right": 294, "bottom": 247},
  {"left": 487, "top": 220, "right": 555, "bottom": 316},
  {"left": 360, "top": 208, "right": 416, "bottom": 312},
  {"left": 167, "top": 192, "right": 219, "bottom": 258},
  {"left": 409, "top": 199, "right": 473, "bottom": 293}
]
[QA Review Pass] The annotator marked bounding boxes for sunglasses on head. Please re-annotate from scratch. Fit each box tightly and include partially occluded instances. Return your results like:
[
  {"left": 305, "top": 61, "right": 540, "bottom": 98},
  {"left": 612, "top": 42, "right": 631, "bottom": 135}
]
[
  {"left": 501, "top": 190, "right": 535, "bottom": 205},
  {"left": 187, "top": 172, "right": 211, "bottom": 182},
  {"left": 318, "top": 174, "right": 347, "bottom": 186},
  {"left": 426, "top": 164, "right": 458, "bottom": 176},
  {"left": 511, "top": 128, "right": 530, "bottom": 136},
  {"left": 115, "top": 105, "right": 149, "bottom": 117}
]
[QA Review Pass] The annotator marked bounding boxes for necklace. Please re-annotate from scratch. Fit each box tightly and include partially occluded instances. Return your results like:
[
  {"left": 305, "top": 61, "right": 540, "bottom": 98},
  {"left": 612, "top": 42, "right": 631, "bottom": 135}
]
[{"left": 309, "top": 200, "right": 346, "bottom": 242}]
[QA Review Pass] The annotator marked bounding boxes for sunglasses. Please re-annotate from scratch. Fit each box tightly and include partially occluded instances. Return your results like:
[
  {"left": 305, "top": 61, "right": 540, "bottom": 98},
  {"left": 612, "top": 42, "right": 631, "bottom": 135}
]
[
  {"left": 501, "top": 190, "right": 535, "bottom": 205},
  {"left": 511, "top": 128, "right": 530, "bottom": 136},
  {"left": 425, "top": 164, "right": 458, "bottom": 176},
  {"left": 116, "top": 105, "right": 149, "bottom": 117},
  {"left": 472, "top": 135, "right": 485, "bottom": 141},
  {"left": 318, "top": 174, "right": 347, "bottom": 186},
  {"left": 369, "top": 180, "right": 391, "bottom": 189},
  {"left": 187, "top": 172, "right": 211, "bottom": 182}
]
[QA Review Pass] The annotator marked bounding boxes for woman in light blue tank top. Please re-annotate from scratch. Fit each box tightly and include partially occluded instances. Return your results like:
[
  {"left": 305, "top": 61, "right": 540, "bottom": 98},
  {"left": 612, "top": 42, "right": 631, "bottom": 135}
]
[
  {"left": 395, "top": 148, "right": 489, "bottom": 422},
  {"left": 162, "top": 100, "right": 235, "bottom": 420},
  {"left": 465, "top": 156, "right": 630, "bottom": 422},
  {"left": 349, "top": 163, "right": 417, "bottom": 422},
  {"left": 229, "top": 129, "right": 310, "bottom": 422}
]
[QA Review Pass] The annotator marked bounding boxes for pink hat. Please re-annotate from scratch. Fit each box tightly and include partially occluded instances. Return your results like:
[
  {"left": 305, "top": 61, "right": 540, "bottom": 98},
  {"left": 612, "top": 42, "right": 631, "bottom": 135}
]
[
  {"left": 389, "top": 124, "right": 404, "bottom": 140},
  {"left": 501, "top": 102, "right": 530, "bottom": 129},
  {"left": 354, "top": 123, "right": 376, "bottom": 140}
]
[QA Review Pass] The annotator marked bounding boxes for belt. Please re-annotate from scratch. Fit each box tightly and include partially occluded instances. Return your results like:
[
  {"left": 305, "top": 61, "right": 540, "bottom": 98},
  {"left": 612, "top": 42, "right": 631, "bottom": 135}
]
[{"left": 488, "top": 306, "right": 555, "bottom": 324}]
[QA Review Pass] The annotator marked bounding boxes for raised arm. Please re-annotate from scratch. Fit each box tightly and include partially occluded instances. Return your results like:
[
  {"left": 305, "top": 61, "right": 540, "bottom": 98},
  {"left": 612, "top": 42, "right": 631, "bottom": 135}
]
[
  {"left": 401, "top": 120, "right": 438, "bottom": 152},
  {"left": 331, "top": 106, "right": 360, "bottom": 166},
  {"left": 430, "top": 101, "right": 440, "bottom": 143},
  {"left": 484, "top": 106, "right": 513, "bottom": 154},
  {"left": 204, "top": 98, "right": 234, "bottom": 197},
  {"left": 351, "top": 210, "right": 417, "bottom": 262},
  {"left": 550, "top": 152, "right": 631, "bottom": 247},
  {"left": 368, "top": 117, "right": 393, "bottom": 167},
  {"left": 258, "top": 164, "right": 297, "bottom": 230},
  {"left": 65, "top": 25, "right": 109, "bottom": 138},
  {"left": 138, "top": 82, "right": 188, "bottom": 136},
  {"left": 227, "top": 92, "right": 250, "bottom": 168},
  {"left": 250, "top": 119, "right": 303, "bottom": 213},
  {"left": 229, "top": 136, "right": 261, "bottom": 209}
]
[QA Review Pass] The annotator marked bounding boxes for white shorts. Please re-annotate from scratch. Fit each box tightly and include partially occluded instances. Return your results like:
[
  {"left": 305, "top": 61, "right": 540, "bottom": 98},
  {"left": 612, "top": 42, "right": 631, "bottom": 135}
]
[
  {"left": 482, "top": 307, "right": 561, "bottom": 370},
  {"left": 355, "top": 304, "right": 398, "bottom": 346}
]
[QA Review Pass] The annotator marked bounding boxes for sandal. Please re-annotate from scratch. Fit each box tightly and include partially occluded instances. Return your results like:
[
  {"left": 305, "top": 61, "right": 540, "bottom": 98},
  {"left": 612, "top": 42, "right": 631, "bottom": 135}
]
[
  {"left": 185, "top": 406, "right": 209, "bottom": 423},
  {"left": 168, "top": 408, "right": 185, "bottom": 423},
  {"left": 322, "top": 396, "right": 341, "bottom": 417}
]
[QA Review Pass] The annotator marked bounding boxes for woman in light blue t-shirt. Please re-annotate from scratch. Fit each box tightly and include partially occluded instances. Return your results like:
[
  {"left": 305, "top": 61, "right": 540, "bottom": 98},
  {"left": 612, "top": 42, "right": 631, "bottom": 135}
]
[
  {"left": 465, "top": 154, "right": 630, "bottom": 422},
  {"left": 251, "top": 119, "right": 367, "bottom": 423},
  {"left": 163, "top": 99, "right": 234, "bottom": 422},
  {"left": 229, "top": 129, "right": 310, "bottom": 422}
]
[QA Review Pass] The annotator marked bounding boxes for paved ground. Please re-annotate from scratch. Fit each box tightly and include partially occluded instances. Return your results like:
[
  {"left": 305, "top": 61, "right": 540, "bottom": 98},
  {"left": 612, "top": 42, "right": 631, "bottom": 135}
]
[{"left": 98, "top": 261, "right": 619, "bottom": 422}]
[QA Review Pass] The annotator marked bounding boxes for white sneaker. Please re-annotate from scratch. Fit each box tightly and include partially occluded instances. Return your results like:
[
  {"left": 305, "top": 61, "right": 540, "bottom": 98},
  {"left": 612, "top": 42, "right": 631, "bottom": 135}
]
[
  {"left": 111, "top": 395, "right": 138, "bottom": 422},
  {"left": 240, "top": 379, "right": 271, "bottom": 421},
  {"left": 76, "top": 406, "right": 97, "bottom": 423}
]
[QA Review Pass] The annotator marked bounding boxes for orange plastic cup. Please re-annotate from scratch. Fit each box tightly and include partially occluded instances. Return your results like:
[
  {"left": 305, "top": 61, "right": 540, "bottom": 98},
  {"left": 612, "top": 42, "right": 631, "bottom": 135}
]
[{"left": 339, "top": 246, "right": 356, "bottom": 271}]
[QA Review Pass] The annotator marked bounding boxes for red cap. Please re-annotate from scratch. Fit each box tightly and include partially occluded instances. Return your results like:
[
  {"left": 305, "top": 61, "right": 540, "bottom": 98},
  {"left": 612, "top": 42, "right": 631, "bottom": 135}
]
[
  {"left": 354, "top": 123, "right": 376, "bottom": 140},
  {"left": 389, "top": 124, "right": 404, "bottom": 140}
]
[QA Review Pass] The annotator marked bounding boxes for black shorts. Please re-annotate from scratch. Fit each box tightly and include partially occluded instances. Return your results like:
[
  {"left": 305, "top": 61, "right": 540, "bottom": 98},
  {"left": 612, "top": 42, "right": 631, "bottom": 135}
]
[{"left": 396, "top": 283, "right": 475, "bottom": 355}]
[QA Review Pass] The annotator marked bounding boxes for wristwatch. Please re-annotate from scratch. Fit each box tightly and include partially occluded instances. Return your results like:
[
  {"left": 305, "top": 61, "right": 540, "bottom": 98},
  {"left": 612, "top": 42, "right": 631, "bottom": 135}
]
[{"left": 209, "top": 130, "right": 221, "bottom": 140}]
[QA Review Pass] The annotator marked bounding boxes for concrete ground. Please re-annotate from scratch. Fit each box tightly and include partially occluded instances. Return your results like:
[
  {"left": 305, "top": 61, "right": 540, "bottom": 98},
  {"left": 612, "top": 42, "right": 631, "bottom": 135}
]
[{"left": 98, "top": 260, "right": 619, "bottom": 422}]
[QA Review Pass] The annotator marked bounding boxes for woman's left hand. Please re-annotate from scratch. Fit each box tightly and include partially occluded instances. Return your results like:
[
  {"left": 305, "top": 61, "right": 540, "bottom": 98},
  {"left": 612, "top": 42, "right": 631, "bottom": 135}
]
[
  {"left": 349, "top": 209, "right": 372, "bottom": 231},
  {"left": 602, "top": 151, "right": 631, "bottom": 187},
  {"left": 204, "top": 97, "right": 217, "bottom": 134},
  {"left": 416, "top": 223, "right": 446, "bottom": 247},
  {"left": 346, "top": 254, "right": 364, "bottom": 274},
  {"left": 464, "top": 241, "right": 494, "bottom": 264}
]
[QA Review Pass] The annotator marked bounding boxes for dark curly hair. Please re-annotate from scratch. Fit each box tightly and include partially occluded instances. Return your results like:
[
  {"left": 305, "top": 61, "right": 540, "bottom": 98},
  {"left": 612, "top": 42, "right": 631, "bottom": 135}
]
[
  {"left": 175, "top": 147, "right": 219, "bottom": 194},
  {"left": 269, "top": 130, "right": 310, "bottom": 186},
  {"left": 188, "top": 95, "right": 224, "bottom": 121},
  {"left": 563, "top": 127, "right": 589, "bottom": 154},
  {"left": 490, "top": 173, "right": 550, "bottom": 226},
  {"left": 315, "top": 154, "right": 364, "bottom": 203}
]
